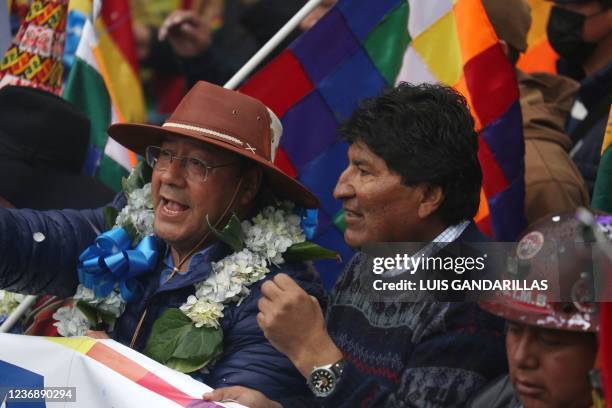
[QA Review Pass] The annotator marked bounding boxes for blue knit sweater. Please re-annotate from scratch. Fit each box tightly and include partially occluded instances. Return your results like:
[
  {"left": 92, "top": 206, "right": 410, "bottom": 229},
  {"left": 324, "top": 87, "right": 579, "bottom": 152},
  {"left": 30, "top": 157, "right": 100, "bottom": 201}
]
[{"left": 319, "top": 223, "right": 508, "bottom": 407}]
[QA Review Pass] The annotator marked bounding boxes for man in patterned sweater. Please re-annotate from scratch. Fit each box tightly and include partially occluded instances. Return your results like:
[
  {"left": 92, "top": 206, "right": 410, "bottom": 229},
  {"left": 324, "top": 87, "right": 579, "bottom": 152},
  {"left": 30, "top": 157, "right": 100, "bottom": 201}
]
[{"left": 205, "top": 83, "right": 507, "bottom": 407}]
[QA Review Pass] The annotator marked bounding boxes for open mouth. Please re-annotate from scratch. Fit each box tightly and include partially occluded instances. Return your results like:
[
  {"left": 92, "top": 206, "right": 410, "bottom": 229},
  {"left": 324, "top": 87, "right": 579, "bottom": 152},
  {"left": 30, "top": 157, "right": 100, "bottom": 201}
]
[{"left": 159, "top": 197, "right": 190, "bottom": 216}]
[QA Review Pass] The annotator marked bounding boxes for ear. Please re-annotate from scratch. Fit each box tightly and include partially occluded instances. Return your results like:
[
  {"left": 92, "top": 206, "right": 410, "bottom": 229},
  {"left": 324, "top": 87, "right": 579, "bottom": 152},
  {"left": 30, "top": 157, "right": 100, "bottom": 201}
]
[
  {"left": 238, "top": 165, "right": 263, "bottom": 207},
  {"left": 417, "top": 184, "right": 444, "bottom": 219}
]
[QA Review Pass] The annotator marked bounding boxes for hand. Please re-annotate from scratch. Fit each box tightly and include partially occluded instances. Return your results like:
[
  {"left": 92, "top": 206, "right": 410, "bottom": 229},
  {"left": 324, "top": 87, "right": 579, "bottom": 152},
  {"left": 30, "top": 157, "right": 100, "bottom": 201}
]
[
  {"left": 158, "top": 10, "right": 211, "bottom": 58},
  {"left": 203, "top": 386, "right": 282, "bottom": 408},
  {"left": 257, "top": 274, "right": 342, "bottom": 377},
  {"left": 85, "top": 330, "right": 110, "bottom": 339},
  {"left": 299, "top": 0, "right": 336, "bottom": 31}
]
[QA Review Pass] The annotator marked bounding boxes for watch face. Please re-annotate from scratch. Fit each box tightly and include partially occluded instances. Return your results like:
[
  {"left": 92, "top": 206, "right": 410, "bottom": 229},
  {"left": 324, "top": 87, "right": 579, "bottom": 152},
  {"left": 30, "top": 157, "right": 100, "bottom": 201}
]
[{"left": 310, "top": 368, "right": 336, "bottom": 397}]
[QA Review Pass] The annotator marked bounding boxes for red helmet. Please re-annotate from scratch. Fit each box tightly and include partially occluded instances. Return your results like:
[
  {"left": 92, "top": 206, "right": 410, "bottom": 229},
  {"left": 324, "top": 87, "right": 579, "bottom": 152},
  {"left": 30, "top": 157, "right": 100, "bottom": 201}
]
[{"left": 481, "top": 210, "right": 612, "bottom": 333}]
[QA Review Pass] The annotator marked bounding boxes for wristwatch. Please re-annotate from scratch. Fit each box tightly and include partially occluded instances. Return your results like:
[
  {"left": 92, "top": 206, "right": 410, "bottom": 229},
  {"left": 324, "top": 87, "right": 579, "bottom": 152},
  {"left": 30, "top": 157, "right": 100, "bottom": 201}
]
[{"left": 307, "top": 359, "right": 345, "bottom": 398}]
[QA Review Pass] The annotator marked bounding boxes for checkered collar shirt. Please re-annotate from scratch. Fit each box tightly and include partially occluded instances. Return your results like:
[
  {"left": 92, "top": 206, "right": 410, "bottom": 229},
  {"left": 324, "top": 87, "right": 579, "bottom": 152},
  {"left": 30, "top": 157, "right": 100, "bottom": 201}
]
[{"left": 383, "top": 220, "right": 471, "bottom": 277}]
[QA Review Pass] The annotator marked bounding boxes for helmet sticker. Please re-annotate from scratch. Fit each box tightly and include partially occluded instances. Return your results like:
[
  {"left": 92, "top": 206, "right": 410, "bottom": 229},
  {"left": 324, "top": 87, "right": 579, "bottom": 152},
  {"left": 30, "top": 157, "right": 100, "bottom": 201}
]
[{"left": 517, "top": 231, "right": 545, "bottom": 260}]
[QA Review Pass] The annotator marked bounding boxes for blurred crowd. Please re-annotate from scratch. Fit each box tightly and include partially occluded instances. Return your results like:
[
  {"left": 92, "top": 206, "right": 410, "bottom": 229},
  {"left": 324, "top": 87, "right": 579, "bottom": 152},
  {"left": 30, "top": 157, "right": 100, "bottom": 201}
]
[{"left": 0, "top": 0, "right": 611, "bottom": 407}]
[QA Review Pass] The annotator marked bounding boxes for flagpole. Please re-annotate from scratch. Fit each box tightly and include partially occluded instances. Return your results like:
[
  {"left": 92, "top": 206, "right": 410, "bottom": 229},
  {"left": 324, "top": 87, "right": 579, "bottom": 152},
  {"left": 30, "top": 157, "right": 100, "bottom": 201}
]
[
  {"left": 0, "top": 295, "right": 37, "bottom": 333},
  {"left": 224, "top": 0, "right": 324, "bottom": 90}
]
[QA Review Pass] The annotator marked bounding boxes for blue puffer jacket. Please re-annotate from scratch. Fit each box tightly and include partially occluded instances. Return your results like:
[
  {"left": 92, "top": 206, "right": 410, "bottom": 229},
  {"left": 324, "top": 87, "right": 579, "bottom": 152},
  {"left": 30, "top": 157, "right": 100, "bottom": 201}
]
[{"left": 0, "top": 195, "right": 325, "bottom": 405}]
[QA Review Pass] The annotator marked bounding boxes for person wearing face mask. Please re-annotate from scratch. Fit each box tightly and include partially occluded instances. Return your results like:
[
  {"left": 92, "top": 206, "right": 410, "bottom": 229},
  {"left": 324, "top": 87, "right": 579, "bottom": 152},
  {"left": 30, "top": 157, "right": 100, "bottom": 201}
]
[
  {"left": 547, "top": 0, "right": 612, "bottom": 196},
  {"left": 482, "top": 0, "right": 590, "bottom": 224},
  {"left": 468, "top": 210, "right": 612, "bottom": 408},
  {"left": 547, "top": 0, "right": 612, "bottom": 81}
]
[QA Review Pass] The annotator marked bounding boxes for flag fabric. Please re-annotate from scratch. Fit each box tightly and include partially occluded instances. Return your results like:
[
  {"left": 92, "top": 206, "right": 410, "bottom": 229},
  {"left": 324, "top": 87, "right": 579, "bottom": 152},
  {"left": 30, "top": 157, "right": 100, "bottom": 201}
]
[
  {"left": 63, "top": 0, "right": 145, "bottom": 191},
  {"left": 0, "top": 334, "right": 243, "bottom": 407},
  {"left": 591, "top": 107, "right": 612, "bottom": 213},
  {"left": 601, "top": 294, "right": 612, "bottom": 407},
  {"left": 0, "top": 0, "right": 68, "bottom": 95},
  {"left": 516, "top": 0, "right": 558, "bottom": 74},
  {"left": 62, "top": 18, "right": 117, "bottom": 187},
  {"left": 241, "top": 0, "right": 526, "bottom": 287}
]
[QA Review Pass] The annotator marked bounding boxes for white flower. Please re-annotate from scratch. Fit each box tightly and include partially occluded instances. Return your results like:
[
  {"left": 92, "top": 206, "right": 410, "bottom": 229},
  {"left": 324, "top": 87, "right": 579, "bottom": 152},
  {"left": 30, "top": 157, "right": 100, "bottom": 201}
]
[
  {"left": 115, "top": 183, "right": 155, "bottom": 236},
  {"left": 53, "top": 305, "right": 90, "bottom": 337},
  {"left": 242, "top": 204, "right": 305, "bottom": 264},
  {"left": 0, "top": 290, "right": 24, "bottom": 316},
  {"left": 179, "top": 296, "right": 224, "bottom": 328},
  {"left": 129, "top": 183, "right": 153, "bottom": 209},
  {"left": 185, "top": 202, "right": 306, "bottom": 324},
  {"left": 77, "top": 194, "right": 308, "bottom": 349},
  {"left": 73, "top": 284, "right": 96, "bottom": 302},
  {"left": 195, "top": 249, "right": 265, "bottom": 303},
  {"left": 195, "top": 267, "right": 243, "bottom": 303},
  {"left": 73, "top": 285, "right": 125, "bottom": 317},
  {"left": 97, "top": 291, "right": 126, "bottom": 317}
]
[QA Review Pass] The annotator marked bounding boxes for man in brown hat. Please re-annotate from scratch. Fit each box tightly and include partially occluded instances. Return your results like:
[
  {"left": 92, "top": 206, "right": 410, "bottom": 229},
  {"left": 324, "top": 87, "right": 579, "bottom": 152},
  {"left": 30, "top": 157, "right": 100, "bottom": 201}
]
[{"left": 0, "top": 81, "right": 324, "bottom": 406}]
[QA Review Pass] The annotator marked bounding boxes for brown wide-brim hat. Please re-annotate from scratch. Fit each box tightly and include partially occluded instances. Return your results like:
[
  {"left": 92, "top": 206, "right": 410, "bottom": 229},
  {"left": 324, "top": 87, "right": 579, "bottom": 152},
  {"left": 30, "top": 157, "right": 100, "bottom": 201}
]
[{"left": 108, "top": 81, "right": 318, "bottom": 208}]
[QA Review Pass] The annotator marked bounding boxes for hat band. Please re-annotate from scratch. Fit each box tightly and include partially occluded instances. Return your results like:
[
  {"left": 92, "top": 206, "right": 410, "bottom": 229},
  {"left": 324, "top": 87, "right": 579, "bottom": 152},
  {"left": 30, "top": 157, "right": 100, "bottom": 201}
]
[{"left": 162, "top": 122, "right": 244, "bottom": 147}]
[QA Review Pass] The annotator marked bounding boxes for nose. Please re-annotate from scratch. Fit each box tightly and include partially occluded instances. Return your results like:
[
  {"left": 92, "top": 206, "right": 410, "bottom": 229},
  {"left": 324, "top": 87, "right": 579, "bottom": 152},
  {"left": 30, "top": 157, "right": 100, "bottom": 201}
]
[
  {"left": 510, "top": 329, "right": 539, "bottom": 370},
  {"left": 333, "top": 167, "right": 354, "bottom": 200},
  {"left": 158, "top": 156, "right": 187, "bottom": 187}
]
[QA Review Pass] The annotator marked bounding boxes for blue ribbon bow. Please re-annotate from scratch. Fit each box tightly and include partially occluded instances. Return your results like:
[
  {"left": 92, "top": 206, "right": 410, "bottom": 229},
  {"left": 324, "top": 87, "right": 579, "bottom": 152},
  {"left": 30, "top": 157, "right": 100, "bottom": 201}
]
[{"left": 77, "top": 228, "right": 159, "bottom": 302}]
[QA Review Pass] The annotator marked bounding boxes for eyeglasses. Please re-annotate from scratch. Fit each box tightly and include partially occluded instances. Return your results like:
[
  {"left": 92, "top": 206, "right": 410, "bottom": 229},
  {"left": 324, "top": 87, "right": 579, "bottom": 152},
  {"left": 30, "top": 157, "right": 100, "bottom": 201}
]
[{"left": 145, "top": 146, "right": 239, "bottom": 182}]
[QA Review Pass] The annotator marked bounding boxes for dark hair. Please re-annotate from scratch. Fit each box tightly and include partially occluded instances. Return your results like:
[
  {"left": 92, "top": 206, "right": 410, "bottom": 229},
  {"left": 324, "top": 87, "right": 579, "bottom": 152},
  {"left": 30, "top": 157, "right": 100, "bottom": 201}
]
[
  {"left": 239, "top": 157, "right": 279, "bottom": 213},
  {"left": 339, "top": 82, "right": 482, "bottom": 226}
]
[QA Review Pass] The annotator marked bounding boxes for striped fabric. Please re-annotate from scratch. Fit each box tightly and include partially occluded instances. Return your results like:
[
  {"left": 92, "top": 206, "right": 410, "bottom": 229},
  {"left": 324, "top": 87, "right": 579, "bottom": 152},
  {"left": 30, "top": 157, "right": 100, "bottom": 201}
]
[
  {"left": 241, "top": 0, "right": 526, "bottom": 286},
  {"left": 592, "top": 107, "right": 612, "bottom": 213},
  {"left": 63, "top": 0, "right": 145, "bottom": 191},
  {"left": 0, "top": 334, "right": 229, "bottom": 407}
]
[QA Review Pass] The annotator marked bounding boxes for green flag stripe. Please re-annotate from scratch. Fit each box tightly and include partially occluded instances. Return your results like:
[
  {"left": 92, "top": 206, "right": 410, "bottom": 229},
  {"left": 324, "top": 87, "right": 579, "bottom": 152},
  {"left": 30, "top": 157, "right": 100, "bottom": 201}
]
[
  {"left": 63, "top": 57, "right": 112, "bottom": 150},
  {"left": 97, "top": 154, "right": 129, "bottom": 192},
  {"left": 592, "top": 146, "right": 612, "bottom": 213},
  {"left": 333, "top": 209, "right": 346, "bottom": 233},
  {"left": 364, "top": 2, "right": 411, "bottom": 85}
]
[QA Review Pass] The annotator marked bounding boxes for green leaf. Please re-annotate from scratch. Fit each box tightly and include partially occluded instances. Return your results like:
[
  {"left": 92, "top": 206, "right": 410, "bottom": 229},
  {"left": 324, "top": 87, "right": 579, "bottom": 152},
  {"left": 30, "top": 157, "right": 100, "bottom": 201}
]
[
  {"left": 173, "top": 324, "right": 223, "bottom": 360},
  {"left": 119, "top": 221, "right": 139, "bottom": 245},
  {"left": 76, "top": 301, "right": 116, "bottom": 328},
  {"left": 206, "top": 213, "right": 245, "bottom": 252},
  {"left": 76, "top": 301, "right": 97, "bottom": 327},
  {"left": 122, "top": 161, "right": 151, "bottom": 195},
  {"left": 167, "top": 327, "right": 223, "bottom": 372},
  {"left": 284, "top": 241, "right": 340, "bottom": 263},
  {"left": 143, "top": 309, "right": 192, "bottom": 363},
  {"left": 166, "top": 356, "right": 210, "bottom": 373},
  {"left": 143, "top": 308, "right": 224, "bottom": 373},
  {"left": 103, "top": 207, "right": 119, "bottom": 230}
]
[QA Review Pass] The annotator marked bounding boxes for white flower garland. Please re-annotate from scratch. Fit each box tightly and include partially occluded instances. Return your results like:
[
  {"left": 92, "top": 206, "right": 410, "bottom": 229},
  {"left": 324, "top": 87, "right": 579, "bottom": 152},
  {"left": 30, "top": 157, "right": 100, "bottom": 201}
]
[
  {"left": 54, "top": 182, "right": 306, "bottom": 335},
  {"left": 53, "top": 184, "right": 153, "bottom": 337},
  {"left": 179, "top": 202, "right": 306, "bottom": 329},
  {"left": 115, "top": 183, "right": 155, "bottom": 237}
]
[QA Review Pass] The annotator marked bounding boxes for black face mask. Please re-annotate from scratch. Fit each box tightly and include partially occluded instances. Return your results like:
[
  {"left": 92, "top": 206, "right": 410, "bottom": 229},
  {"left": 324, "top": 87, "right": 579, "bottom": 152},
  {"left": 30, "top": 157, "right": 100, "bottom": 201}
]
[{"left": 547, "top": 6, "right": 598, "bottom": 63}]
